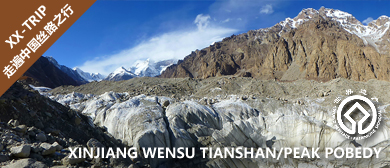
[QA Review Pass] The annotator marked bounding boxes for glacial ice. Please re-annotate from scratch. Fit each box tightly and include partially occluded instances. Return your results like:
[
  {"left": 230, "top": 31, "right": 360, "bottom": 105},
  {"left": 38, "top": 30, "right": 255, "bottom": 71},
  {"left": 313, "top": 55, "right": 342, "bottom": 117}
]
[{"left": 48, "top": 90, "right": 390, "bottom": 167}]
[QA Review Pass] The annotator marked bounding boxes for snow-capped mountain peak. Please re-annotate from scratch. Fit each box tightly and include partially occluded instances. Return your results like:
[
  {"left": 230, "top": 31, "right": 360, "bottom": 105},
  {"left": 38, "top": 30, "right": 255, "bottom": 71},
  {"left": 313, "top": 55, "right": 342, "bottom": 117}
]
[
  {"left": 323, "top": 9, "right": 390, "bottom": 53},
  {"left": 323, "top": 8, "right": 352, "bottom": 20},
  {"left": 276, "top": 7, "right": 390, "bottom": 54},
  {"left": 104, "top": 66, "right": 137, "bottom": 81},
  {"left": 113, "top": 66, "right": 133, "bottom": 75},
  {"left": 102, "top": 59, "right": 177, "bottom": 81},
  {"left": 46, "top": 56, "right": 61, "bottom": 68},
  {"left": 73, "top": 67, "right": 105, "bottom": 82},
  {"left": 131, "top": 59, "right": 159, "bottom": 77},
  {"left": 130, "top": 59, "right": 177, "bottom": 77}
]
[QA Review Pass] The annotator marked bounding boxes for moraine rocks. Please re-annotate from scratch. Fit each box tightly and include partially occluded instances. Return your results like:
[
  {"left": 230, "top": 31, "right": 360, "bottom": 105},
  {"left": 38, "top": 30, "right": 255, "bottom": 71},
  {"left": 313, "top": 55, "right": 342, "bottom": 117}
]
[{"left": 50, "top": 86, "right": 390, "bottom": 168}]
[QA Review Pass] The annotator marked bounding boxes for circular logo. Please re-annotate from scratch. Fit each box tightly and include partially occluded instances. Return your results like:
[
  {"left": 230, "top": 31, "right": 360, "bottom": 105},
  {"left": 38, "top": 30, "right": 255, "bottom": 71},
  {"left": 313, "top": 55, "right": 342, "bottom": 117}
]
[{"left": 333, "top": 90, "right": 382, "bottom": 140}]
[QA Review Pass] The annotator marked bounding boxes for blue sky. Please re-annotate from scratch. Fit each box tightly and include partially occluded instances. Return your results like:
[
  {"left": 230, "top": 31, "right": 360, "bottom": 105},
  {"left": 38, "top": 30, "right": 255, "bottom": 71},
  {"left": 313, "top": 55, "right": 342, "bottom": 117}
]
[{"left": 44, "top": 0, "right": 390, "bottom": 75}]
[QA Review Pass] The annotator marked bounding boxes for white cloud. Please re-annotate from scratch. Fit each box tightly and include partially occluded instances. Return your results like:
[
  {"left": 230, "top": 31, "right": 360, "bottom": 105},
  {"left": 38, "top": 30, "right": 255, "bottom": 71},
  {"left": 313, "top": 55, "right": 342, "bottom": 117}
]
[
  {"left": 207, "top": 0, "right": 283, "bottom": 30},
  {"left": 194, "top": 14, "right": 211, "bottom": 31},
  {"left": 222, "top": 18, "right": 231, "bottom": 23},
  {"left": 362, "top": 17, "right": 374, "bottom": 25},
  {"left": 77, "top": 1, "right": 285, "bottom": 75},
  {"left": 260, "top": 4, "right": 273, "bottom": 14},
  {"left": 78, "top": 15, "right": 236, "bottom": 75}
]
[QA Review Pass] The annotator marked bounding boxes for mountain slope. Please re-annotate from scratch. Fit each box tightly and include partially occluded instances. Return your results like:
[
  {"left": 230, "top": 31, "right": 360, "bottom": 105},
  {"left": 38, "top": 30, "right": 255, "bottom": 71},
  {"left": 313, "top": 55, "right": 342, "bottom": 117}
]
[
  {"left": 23, "top": 56, "right": 81, "bottom": 88},
  {"left": 47, "top": 56, "right": 105, "bottom": 83},
  {"left": 160, "top": 7, "right": 390, "bottom": 82},
  {"left": 46, "top": 56, "right": 89, "bottom": 84},
  {"left": 74, "top": 67, "right": 105, "bottom": 82},
  {"left": 0, "top": 82, "right": 129, "bottom": 167}
]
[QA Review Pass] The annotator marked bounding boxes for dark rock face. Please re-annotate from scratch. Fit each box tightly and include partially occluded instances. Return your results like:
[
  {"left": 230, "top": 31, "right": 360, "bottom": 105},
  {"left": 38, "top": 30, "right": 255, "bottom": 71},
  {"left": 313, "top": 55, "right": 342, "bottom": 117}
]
[
  {"left": 0, "top": 82, "right": 128, "bottom": 167},
  {"left": 46, "top": 56, "right": 89, "bottom": 85},
  {"left": 161, "top": 12, "right": 390, "bottom": 82},
  {"left": 22, "top": 56, "right": 81, "bottom": 88},
  {"left": 0, "top": 82, "right": 119, "bottom": 147}
]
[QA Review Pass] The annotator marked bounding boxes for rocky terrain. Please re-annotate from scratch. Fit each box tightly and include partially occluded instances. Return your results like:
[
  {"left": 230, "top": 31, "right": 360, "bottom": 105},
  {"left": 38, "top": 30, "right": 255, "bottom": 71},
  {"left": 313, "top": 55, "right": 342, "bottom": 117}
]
[
  {"left": 0, "top": 82, "right": 144, "bottom": 167},
  {"left": 48, "top": 76, "right": 390, "bottom": 103},
  {"left": 160, "top": 7, "right": 390, "bottom": 82},
  {"left": 42, "top": 76, "right": 390, "bottom": 168}
]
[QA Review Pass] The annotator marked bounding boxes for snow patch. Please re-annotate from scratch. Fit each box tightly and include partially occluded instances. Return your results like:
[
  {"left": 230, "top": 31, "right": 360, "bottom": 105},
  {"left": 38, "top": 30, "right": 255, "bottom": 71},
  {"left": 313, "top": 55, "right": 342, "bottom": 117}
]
[
  {"left": 29, "top": 84, "right": 52, "bottom": 94},
  {"left": 276, "top": 8, "right": 390, "bottom": 53}
]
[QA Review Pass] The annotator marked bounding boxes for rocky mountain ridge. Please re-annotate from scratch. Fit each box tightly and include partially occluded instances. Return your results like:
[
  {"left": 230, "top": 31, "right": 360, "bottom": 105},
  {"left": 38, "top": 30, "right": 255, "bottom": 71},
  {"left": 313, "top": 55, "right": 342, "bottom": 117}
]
[
  {"left": 73, "top": 67, "right": 106, "bottom": 82},
  {"left": 160, "top": 7, "right": 390, "bottom": 82},
  {"left": 46, "top": 56, "right": 89, "bottom": 85},
  {"left": 45, "top": 56, "right": 175, "bottom": 83},
  {"left": 47, "top": 56, "right": 106, "bottom": 83},
  {"left": 278, "top": 7, "right": 390, "bottom": 54},
  {"left": 22, "top": 57, "right": 81, "bottom": 88}
]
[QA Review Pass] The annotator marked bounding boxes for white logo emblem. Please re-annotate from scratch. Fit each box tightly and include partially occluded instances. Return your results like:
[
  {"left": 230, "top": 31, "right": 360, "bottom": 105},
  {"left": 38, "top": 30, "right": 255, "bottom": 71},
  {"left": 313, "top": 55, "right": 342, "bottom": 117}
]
[{"left": 332, "top": 89, "right": 382, "bottom": 140}]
